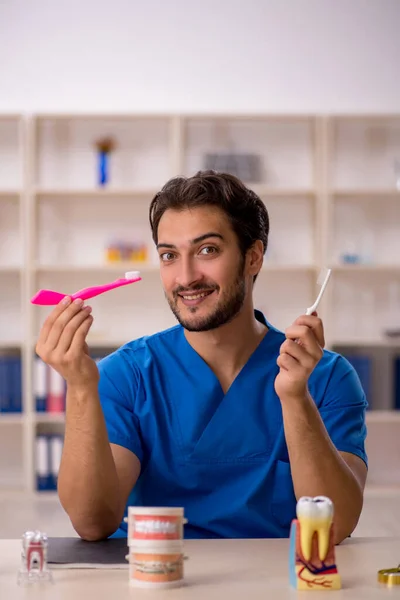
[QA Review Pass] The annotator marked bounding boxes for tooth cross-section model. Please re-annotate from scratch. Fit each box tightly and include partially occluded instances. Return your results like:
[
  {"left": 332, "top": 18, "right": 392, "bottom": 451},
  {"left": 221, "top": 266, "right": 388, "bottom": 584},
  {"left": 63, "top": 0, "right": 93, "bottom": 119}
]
[{"left": 289, "top": 496, "right": 341, "bottom": 591}]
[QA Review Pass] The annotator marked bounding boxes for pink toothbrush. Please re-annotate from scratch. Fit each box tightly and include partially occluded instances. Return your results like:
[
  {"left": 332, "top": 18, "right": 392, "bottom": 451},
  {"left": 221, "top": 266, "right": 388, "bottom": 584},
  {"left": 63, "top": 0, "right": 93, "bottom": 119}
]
[{"left": 31, "top": 271, "right": 142, "bottom": 305}]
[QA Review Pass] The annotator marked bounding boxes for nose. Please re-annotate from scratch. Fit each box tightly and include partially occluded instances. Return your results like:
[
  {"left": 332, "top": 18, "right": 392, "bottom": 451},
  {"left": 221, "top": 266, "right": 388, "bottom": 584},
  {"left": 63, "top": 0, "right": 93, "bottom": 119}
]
[{"left": 175, "top": 255, "right": 201, "bottom": 290}]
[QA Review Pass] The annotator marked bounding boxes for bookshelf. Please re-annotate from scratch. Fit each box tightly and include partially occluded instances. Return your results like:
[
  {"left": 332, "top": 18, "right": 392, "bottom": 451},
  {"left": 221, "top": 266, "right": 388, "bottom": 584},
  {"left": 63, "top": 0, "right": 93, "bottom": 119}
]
[
  {"left": 0, "top": 115, "right": 25, "bottom": 492},
  {"left": 0, "top": 112, "right": 399, "bottom": 494}
]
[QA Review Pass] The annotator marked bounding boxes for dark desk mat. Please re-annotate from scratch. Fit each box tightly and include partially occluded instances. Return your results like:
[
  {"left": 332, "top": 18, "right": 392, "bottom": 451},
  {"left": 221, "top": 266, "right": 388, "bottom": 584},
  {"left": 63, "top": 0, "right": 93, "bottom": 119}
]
[{"left": 47, "top": 537, "right": 128, "bottom": 565}]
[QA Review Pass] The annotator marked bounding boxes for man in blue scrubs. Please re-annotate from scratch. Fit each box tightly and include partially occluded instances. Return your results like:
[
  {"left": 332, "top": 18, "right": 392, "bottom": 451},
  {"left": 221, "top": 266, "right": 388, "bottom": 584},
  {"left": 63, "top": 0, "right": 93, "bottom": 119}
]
[{"left": 36, "top": 171, "right": 368, "bottom": 543}]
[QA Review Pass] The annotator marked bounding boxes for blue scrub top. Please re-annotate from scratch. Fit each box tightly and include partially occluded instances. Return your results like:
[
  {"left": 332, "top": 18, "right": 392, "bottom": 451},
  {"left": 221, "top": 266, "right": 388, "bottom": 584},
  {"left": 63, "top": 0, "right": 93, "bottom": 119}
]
[{"left": 97, "top": 310, "right": 368, "bottom": 539}]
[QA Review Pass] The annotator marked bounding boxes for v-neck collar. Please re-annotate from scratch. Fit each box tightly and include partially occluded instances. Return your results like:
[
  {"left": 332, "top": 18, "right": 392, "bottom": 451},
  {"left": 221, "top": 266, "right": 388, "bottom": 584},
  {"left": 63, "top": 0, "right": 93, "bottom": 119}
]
[
  {"left": 168, "top": 310, "right": 283, "bottom": 462},
  {"left": 179, "top": 310, "right": 280, "bottom": 397}
]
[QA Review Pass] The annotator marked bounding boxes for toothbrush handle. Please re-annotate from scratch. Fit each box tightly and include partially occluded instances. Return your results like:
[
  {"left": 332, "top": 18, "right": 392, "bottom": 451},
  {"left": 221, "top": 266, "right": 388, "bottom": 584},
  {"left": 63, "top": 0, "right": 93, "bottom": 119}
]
[{"left": 71, "top": 278, "right": 139, "bottom": 302}]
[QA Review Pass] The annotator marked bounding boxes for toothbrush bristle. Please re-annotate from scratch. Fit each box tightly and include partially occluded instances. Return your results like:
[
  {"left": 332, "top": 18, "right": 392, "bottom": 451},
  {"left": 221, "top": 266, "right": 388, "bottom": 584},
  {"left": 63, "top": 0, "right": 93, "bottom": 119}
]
[
  {"left": 317, "top": 268, "right": 331, "bottom": 286},
  {"left": 125, "top": 271, "right": 140, "bottom": 279}
]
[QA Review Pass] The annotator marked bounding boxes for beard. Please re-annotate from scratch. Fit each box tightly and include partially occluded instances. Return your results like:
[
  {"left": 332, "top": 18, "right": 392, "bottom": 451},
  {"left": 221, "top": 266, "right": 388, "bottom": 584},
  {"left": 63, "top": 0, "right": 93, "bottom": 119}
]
[{"left": 165, "top": 259, "right": 246, "bottom": 332}]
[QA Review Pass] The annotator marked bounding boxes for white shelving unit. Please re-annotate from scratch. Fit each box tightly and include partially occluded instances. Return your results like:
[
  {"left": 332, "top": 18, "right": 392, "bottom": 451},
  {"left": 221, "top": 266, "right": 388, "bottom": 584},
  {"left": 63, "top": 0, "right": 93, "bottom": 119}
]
[
  {"left": 323, "top": 115, "right": 400, "bottom": 488},
  {"left": 0, "top": 113, "right": 399, "bottom": 494},
  {"left": 0, "top": 114, "right": 26, "bottom": 492}
]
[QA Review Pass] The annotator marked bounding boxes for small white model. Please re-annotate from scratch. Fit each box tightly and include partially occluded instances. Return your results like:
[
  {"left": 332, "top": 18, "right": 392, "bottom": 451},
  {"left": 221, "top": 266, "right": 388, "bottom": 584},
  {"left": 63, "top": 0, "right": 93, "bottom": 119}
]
[{"left": 17, "top": 530, "right": 53, "bottom": 585}]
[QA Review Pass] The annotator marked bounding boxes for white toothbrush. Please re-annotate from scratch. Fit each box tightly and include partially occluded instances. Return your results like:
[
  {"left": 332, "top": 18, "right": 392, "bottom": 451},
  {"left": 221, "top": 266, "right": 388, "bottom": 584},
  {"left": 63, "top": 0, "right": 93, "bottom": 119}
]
[{"left": 306, "top": 268, "right": 332, "bottom": 315}]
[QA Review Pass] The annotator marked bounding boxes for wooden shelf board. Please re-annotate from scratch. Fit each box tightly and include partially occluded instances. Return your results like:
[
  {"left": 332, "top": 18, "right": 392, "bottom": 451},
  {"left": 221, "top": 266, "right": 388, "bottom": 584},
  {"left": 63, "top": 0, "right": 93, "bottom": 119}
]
[
  {"left": 0, "top": 341, "right": 22, "bottom": 349},
  {"left": 330, "top": 264, "right": 400, "bottom": 273},
  {"left": 0, "top": 114, "right": 22, "bottom": 122},
  {"left": 0, "top": 266, "right": 22, "bottom": 274},
  {"left": 0, "top": 190, "right": 21, "bottom": 198},
  {"left": 35, "top": 112, "right": 174, "bottom": 121},
  {"left": 34, "top": 413, "right": 65, "bottom": 424},
  {"left": 183, "top": 113, "right": 316, "bottom": 122},
  {"left": 35, "top": 262, "right": 158, "bottom": 273},
  {"left": 261, "top": 263, "right": 317, "bottom": 272},
  {"left": 333, "top": 190, "right": 400, "bottom": 199},
  {"left": 0, "top": 414, "right": 24, "bottom": 426},
  {"left": 331, "top": 114, "right": 400, "bottom": 122},
  {"left": 251, "top": 186, "right": 315, "bottom": 197},
  {"left": 34, "top": 188, "right": 160, "bottom": 198},
  {"left": 329, "top": 338, "right": 400, "bottom": 348}
]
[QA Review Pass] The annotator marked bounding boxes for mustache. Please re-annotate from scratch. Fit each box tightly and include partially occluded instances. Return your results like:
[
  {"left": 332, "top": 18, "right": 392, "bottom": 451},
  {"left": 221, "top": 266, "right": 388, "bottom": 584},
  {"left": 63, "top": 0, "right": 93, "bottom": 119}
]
[{"left": 173, "top": 284, "right": 218, "bottom": 296}]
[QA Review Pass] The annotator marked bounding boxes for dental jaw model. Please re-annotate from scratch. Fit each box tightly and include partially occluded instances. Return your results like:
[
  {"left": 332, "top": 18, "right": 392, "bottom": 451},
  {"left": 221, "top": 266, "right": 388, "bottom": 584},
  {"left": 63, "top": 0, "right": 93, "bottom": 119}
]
[{"left": 289, "top": 496, "right": 341, "bottom": 591}]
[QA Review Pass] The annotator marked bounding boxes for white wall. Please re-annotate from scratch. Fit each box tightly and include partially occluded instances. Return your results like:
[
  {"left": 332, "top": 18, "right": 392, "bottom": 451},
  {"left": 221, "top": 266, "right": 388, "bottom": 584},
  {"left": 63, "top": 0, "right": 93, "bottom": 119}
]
[{"left": 0, "top": 0, "right": 399, "bottom": 113}]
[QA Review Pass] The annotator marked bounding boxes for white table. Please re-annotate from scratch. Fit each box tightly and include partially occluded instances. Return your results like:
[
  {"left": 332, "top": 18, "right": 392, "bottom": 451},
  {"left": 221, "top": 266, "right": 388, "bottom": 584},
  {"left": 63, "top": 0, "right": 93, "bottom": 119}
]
[{"left": 1, "top": 537, "right": 399, "bottom": 599}]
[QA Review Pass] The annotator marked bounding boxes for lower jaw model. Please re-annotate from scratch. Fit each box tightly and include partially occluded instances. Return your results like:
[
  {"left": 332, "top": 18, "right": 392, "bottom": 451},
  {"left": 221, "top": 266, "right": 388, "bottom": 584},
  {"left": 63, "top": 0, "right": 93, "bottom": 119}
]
[{"left": 296, "top": 496, "right": 334, "bottom": 562}]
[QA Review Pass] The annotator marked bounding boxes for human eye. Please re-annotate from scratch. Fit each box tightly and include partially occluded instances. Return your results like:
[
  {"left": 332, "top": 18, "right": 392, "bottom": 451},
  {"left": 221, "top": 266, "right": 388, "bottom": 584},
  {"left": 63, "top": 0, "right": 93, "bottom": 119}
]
[
  {"left": 160, "top": 251, "right": 176, "bottom": 262},
  {"left": 199, "top": 246, "right": 218, "bottom": 256}
]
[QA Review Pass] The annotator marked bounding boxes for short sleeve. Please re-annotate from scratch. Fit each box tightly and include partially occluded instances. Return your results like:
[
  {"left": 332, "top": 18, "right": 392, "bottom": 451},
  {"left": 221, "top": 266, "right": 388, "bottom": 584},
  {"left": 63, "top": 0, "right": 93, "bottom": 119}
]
[
  {"left": 97, "top": 350, "right": 144, "bottom": 464},
  {"left": 318, "top": 355, "right": 368, "bottom": 468}
]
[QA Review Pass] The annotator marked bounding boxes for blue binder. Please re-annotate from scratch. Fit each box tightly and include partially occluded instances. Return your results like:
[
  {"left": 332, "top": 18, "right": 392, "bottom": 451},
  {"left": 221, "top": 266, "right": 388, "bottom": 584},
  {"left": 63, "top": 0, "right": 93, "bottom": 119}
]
[
  {"left": 9, "top": 357, "right": 22, "bottom": 413},
  {"left": 0, "top": 357, "right": 7, "bottom": 412},
  {"left": 394, "top": 357, "right": 400, "bottom": 410}
]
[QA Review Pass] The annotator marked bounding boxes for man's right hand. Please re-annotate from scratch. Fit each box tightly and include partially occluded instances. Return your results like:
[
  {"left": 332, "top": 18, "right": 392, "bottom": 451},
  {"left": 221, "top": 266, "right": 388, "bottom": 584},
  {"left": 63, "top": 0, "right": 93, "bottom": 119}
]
[{"left": 35, "top": 296, "right": 99, "bottom": 389}]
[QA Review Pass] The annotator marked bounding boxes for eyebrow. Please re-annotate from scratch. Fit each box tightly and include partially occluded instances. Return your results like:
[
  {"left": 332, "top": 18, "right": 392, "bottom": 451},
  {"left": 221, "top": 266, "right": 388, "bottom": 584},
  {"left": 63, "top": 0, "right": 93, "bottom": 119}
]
[{"left": 156, "top": 232, "right": 224, "bottom": 250}]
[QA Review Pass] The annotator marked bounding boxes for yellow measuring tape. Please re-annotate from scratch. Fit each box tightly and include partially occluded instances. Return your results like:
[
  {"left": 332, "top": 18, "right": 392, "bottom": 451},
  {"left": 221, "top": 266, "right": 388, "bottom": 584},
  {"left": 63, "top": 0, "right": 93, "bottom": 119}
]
[{"left": 378, "top": 566, "right": 400, "bottom": 586}]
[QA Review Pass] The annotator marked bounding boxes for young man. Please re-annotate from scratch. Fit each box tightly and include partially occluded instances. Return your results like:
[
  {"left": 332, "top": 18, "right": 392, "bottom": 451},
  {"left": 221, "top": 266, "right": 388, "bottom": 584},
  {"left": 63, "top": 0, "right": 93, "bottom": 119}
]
[{"left": 35, "top": 171, "right": 368, "bottom": 543}]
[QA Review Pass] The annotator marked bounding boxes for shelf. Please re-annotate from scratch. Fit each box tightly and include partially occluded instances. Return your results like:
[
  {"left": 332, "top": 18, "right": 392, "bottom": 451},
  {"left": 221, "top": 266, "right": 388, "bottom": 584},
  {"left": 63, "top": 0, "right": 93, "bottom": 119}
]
[
  {"left": 35, "top": 263, "right": 158, "bottom": 274},
  {"left": 329, "top": 338, "right": 400, "bottom": 348},
  {"left": 333, "top": 190, "right": 400, "bottom": 199},
  {"left": 34, "top": 188, "right": 160, "bottom": 199},
  {"left": 0, "top": 340, "right": 22, "bottom": 349},
  {"left": 0, "top": 414, "right": 24, "bottom": 426},
  {"left": 35, "top": 264, "right": 318, "bottom": 277},
  {"left": 331, "top": 114, "right": 400, "bottom": 122},
  {"left": 261, "top": 263, "right": 317, "bottom": 272},
  {"left": 1, "top": 111, "right": 400, "bottom": 496},
  {"left": 35, "top": 112, "right": 173, "bottom": 120},
  {"left": 366, "top": 411, "right": 400, "bottom": 424},
  {"left": 250, "top": 186, "right": 315, "bottom": 198},
  {"left": 33, "top": 490, "right": 59, "bottom": 499},
  {"left": 0, "top": 266, "right": 22, "bottom": 274},
  {"left": 330, "top": 264, "right": 400, "bottom": 273},
  {"left": 33, "top": 187, "right": 316, "bottom": 200},
  {"left": 0, "top": 190, "right": 20, "bottom": 199},
  {"left": 183, "top": 113, "right": 316, "bottom": 122},
  {"left": 34, "top": 413, "right": 65, "bottom": 424}
]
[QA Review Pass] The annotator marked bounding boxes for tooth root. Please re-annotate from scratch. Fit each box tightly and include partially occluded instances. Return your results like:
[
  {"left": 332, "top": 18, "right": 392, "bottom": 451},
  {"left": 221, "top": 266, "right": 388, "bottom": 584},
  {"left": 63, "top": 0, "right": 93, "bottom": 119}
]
[
  {"left": 299, "top": 518, "right": 314, "bottom": 562},
  {"left": 317, "top": 522, "right": 330, "bottom": 562}
]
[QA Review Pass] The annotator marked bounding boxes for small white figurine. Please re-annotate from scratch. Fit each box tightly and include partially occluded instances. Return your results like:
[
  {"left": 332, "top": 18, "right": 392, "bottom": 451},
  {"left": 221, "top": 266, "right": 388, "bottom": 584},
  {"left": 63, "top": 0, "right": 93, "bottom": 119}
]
[{"left": 17, "top": 530, "right": 53, "bottom": 585}]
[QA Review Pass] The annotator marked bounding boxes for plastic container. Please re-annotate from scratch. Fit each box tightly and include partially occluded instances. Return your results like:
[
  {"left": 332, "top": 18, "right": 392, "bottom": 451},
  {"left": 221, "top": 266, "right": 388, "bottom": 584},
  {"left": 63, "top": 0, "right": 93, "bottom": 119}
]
[
  {"left": 124, "top": 507, "right": 187, "bottom": 546},
  {"left": 126, "top": 547, "right": 185, "bottom": 589}
]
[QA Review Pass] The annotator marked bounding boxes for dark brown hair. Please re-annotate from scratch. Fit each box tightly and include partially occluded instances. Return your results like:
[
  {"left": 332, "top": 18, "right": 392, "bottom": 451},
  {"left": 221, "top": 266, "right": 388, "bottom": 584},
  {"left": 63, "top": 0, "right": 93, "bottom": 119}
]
[{"left": 149, "top": 170, "right": 270, "bottom": 258}]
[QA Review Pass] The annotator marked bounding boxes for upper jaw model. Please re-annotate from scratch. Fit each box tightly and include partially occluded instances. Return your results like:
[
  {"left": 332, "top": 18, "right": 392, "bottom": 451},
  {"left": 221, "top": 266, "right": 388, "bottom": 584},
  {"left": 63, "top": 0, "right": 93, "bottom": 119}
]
[{"left": 296, "top": 496, "right": 334, "bottom": 562}]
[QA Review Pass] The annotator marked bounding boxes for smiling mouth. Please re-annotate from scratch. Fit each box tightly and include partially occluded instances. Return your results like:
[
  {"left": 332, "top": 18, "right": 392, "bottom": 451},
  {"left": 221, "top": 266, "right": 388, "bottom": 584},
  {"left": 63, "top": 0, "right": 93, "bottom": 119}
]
[{"left": 178, "top": 290, "right": 214, "bottom": 301}]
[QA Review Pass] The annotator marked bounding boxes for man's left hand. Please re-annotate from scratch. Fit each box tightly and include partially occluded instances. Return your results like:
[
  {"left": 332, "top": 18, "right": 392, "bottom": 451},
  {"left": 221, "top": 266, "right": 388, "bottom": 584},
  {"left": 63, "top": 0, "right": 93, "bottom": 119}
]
[{"left": 274, "top": 313, "right": 325, "bottom": 401}]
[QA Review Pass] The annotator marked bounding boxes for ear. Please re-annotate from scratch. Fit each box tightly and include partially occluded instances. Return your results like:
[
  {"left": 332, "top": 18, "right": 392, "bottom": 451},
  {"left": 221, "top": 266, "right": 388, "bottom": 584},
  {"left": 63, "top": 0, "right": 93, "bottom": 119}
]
[{"left": 246, "top": 240, "right": 264, "bottom": 276}]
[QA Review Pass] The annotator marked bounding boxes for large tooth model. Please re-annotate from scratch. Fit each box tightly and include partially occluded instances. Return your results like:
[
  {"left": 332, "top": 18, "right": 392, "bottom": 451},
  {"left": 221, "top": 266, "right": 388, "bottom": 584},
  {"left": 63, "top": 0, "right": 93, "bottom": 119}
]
[{"left": 289, "top": 496, "right": 341, "bottom": 591}]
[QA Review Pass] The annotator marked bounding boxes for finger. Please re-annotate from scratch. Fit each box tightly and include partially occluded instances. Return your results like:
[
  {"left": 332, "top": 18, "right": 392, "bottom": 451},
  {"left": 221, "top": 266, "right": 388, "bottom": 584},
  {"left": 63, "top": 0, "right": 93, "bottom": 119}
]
[
  {"left": 56, "top": 306, "right": 93, "bottom": 354},
  {"left": 280, "top": 339, "right": 316, "bottom": 369},
  {"left": 277, "top": 352, "right": 305, "bottom": 375},
  {"left": 292, "top": 314, "right": 325, "bottom": 347},
  {"left": 45, "top": 299, "right": 87, "bottom": 352},
  {"left": 37, "top": 296, "right": 73, "bottom": 348},
  {"left": 285, "top": 325, "right": 323, "bottom": 360},
  {"left": 66, "top": 314, "right": 94, "bottom": 358}
]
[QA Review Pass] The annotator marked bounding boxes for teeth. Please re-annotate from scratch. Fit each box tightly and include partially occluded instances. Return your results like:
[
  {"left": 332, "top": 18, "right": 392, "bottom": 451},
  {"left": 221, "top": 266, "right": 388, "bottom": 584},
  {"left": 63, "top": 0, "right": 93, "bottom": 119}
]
[
  {"left": 296, "top": 496, "right": 333, "bottom": 562},
  {"left": 182, "top": 292, "right": 210, "bottom": 300}
]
